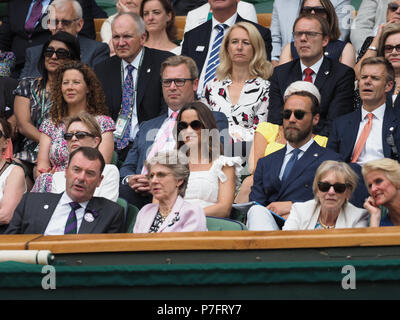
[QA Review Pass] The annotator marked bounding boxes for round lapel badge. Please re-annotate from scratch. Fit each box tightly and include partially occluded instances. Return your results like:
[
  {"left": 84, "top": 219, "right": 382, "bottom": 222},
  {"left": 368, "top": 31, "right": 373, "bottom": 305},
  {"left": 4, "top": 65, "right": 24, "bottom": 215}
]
[{"left": 84, "top": 213, "right": 94, "bottom": 223}]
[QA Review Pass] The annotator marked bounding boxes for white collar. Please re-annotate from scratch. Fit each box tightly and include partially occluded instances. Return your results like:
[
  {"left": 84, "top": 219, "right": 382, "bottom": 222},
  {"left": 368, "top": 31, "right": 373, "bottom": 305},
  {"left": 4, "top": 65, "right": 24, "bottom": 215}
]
[
  {"left": 300, "top": 55, "right": 324, "bottom": 75},
  {"left": 122, "top": 48, "right": 144, "bottom": 71},
  {"left": 286, "top": 137, "right": 315, "bottom": 155},
  {"left": 212, "top": 12, "right": 237, "bottom": 29},
  {"left": 361, "top": 103, "right": 386, "bottom": 121},
  {"left": 61, "top": 191, "right": 89, "bottom": 210}
]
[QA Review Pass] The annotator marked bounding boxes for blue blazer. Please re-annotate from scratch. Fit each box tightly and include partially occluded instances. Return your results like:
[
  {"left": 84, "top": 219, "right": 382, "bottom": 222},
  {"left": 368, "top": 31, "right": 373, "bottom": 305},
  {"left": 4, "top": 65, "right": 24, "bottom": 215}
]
[
  {"left": 119, "top": 110, "right": 229, "bottom": 178},
  {"left": 181, "top": 14, "right": 272, "bottom": 75},
  {"left": 327, "top": 105, "right": 400, "bottom": 163},
  {"left": 249, "top": 141, "right": 342, "bottom": 206},
  {"left": 267, "top": 57, "right": 355, "bottom": 137}
]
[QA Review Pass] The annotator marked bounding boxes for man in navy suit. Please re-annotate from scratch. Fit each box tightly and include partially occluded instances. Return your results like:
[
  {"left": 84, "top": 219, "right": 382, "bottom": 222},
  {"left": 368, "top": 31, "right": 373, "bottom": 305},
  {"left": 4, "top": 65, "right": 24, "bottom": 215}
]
[
  {"left": 119, "top": 55, "right": 229, "bottom": 208},
  {"left": 181, "top": 0, "right": 272, "bottom": 98},
  {"left": 20, "top": 0, "right": 110, "bottom": 79},
  {"left": 327, "top": 57, "right": 400, "bottom": 207},
  {"left": 6, "top": 147, "right": 125, "bottom": 235},
  {"left": 247, "top": 81, "right": 341, "bottom": 228},
  {"left": 267, "top": 14, "right": 355, "bottom": 137}
]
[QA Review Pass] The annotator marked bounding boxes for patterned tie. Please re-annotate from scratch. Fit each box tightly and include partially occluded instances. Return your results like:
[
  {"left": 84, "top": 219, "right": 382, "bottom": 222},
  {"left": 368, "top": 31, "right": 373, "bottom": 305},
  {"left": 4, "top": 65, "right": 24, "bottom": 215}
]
[
  {"left": 64, "top": 202, "right": 81, "bottom": 234},
  {"left": 141, "top": 111, "right": 179, "bottom": 175},
  {"left": 303, "top": 67, "right": 314, "bottom": 83},
  {"left": 116, "top": 64, "right": 135, "bottom": 150},
  {"left": 25, "top": 0, "right": 43, "bottom": 35},
  {"left": 351, "top": 113, "right": 373, "bottom": 163},
  {"left": 282, "top": 148, "right": 301, "bottom": 181},
  {"left": 203, "top": 24, "right": 227, "bottom": 89}
]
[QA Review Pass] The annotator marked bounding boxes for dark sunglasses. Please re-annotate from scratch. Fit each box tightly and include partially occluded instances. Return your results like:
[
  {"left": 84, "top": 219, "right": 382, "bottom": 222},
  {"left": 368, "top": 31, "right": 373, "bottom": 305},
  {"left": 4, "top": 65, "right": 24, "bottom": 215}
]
[
  {"left": 301, "top": 6, "right": 327, "bottom": 15},
  {"left": 388, "top": 2, "right": 400, "bottom": 12},
  {"left": 44, "top": 47, "right": 71, "bottom": 59},
  {"left": 282, "top": 109, "right": 313, "bottom": 120},
  {"left": 48, "top": 18, "right": 80, "bottom": 27},
  {"left": 161, "top": 78, "right": 194, "bottom": 87},
  {"left": 317, "top": 182, "right": 349, "bottom": 193},
  {"left": 384, "top": 44, "right": 400, "bottom": 53},
  {"left": 177, "top": 120, "right": 203, "bottom": 131},
  {"left": 64, "top": 131, "right": 95, "bottom": 141}
]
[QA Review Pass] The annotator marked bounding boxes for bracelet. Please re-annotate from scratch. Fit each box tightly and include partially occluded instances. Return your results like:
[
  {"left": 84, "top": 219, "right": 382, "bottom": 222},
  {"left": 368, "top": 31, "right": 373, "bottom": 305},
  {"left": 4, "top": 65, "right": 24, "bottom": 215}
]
[{"left": 368, "top": 46, "right": 378, "bottom": 52}]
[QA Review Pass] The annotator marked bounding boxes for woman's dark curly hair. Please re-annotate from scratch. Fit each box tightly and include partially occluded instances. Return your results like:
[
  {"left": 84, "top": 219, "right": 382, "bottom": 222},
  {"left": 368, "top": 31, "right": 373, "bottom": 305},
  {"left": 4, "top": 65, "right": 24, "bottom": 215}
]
[
  {"left": 140, "top": 0, "right": 177, "bottom": 42},
  {"left": 50, "top": 62, "right": 109, "bottom": 125}
]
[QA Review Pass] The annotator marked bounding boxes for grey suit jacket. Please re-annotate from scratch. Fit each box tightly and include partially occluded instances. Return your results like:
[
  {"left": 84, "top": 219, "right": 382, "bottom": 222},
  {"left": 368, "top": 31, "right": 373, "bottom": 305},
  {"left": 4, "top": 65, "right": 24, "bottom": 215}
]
[
  {"left": 19, "top": 35, "right": 110, "bottom": 79},
  {"left": 270, "top": 0, "right": 352, "bottom": 61},
  {"left": 5, "top": 192, "right": 125, "bottom": 234}
]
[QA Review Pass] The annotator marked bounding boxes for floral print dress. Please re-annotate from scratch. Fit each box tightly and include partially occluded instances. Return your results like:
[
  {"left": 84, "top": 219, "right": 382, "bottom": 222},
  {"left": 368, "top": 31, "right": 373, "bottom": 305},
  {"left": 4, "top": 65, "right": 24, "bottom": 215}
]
[
  {"left": 202, "top": 77, "right": 270, "bottom": 142},
  {"left": 32, "top": 115, "right": 115, "bottom": 192}
]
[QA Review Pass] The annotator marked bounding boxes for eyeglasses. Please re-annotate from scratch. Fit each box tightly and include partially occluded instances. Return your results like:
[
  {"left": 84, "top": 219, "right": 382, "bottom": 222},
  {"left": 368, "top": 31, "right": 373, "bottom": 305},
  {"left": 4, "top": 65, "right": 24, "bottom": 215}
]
[
  {"left": 147, "top": 172, "right": 173, "bottom": 180},
  {"left": 161, "top": 78, "right": 194, "bottom": 87},
  {"left": 177, "top": 120, "right": 203, "bottom": 131},
  {"left": 388, "top": 2, "right": 400, "bottom": 12},
  {"left": 44, "top": 47, "right": 71, "bottom": 59},
  {"left": 48, "top": 18, "right": 80, "bottom": 27},
  {"left": 64, "top": 131, "right": 95, "bottom": 141},
  {"left": 384, "top": 44, "right": 400, "bottom": 53},
  {"left": 293, "top": 31, "right": 324, "bottom": 39},
  {"left": 317, "top": 182, "right": 349, "bottom": 193},
  {"left": 301, "top": 6, "right": 327, "bottom": 15},
  {"left": 282, "top": 109, "right": 313, "bottom": 120}
]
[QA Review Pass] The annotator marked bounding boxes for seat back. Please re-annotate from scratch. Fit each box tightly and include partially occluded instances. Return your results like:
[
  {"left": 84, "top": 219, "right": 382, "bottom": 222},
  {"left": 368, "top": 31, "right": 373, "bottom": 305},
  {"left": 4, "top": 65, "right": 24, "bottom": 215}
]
[
  {"left": 125, "top": 203, "right": 140, "bottom": 233},
  {"left": 206, "top": 216, "right": 247, "bottom": 231}
]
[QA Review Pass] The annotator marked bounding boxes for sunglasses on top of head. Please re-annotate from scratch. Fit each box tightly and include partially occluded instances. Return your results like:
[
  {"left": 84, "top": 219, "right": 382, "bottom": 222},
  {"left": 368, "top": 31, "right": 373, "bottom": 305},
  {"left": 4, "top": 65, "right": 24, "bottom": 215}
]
[
  {"left": 44, "top": 47, "right": 71, "bottom": 59},
  {"left": 317, "top": 182, "right": 349, "bottom": 193},
  {"left": 177, "top": 120, "right": 203, "bottom": 131}
]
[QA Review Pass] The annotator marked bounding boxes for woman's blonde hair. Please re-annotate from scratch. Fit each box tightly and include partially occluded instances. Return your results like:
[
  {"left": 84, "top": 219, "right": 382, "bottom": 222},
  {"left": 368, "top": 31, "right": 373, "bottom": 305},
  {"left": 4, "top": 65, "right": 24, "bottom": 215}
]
[
  {"left": 65, "top": 111, "right": 102, "bottom": 145},
  {"left": 362, "top": 158, "right": 400, "bottom": 189},
  {"left": 216, "top": 22, "right": 273, "bottom": 80},
  {"left": 378, "top": 23, "right": 400, "bottom": 57},
  {"left": 312, "top": 160, "right": 358, "bottom": 207}
]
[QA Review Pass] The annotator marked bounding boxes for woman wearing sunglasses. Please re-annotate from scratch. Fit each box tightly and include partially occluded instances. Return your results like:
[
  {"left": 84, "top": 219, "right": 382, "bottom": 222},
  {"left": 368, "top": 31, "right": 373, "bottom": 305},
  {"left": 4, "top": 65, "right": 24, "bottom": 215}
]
[
  {"left": 13, "top": 31, "right": 80, "bottom": 189},
  {"left": 32, "top": 112, "right": 119, "bottom": 201},
  {"left": 133, "top": 150, "right": 207, "bottom": 233},
  {"left": 282, "top": 160, "right": 368, "bottom": 230},
  {"left": 175, "top": 102, "right": 242, "bottom": 218},
  {"left": 355, "top": 8, "right": 400, "bottom": 106},
  {"left": 279, "top": 0, "right": 356, "bottom": 68},
  {"left": 34, "top": 62, "right": 115, "bottom": 192},
  {"left": 235, "top": 81, "right": 327, "bottom": 203},
  {"left": 0, "top": 118, "right": 26, "bottom": 234},
  {"left": 362, "top": 158, "right": 400, "bottom": 227},
  {"left": 201, "top": 22, "right": 272, "bottom": 144}
]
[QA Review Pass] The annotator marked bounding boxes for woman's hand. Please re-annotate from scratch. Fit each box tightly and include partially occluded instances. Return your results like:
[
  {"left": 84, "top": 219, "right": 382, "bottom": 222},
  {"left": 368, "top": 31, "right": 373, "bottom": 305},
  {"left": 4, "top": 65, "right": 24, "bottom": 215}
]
[
  {"left": 363, "top": 196, "right": 381, "bottom": 227},
  {"left": 116, "top": 0, "right": 130, "bottom": 13}
]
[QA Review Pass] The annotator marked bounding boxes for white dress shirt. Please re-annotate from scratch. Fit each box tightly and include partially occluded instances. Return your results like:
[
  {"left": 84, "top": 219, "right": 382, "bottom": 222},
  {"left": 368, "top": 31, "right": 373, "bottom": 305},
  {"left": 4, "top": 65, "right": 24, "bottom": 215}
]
[
  {"left": 44, "top": 192, "right": 89, "bottom": 235},
  {"left": 122, "top": 48, "right": 144, "bottom": 141},
  {"left": 353, "top": 104, "right": 385, "bottom": 165},
  {"left": 279, "top": 138, "right": 315, "bottom": 180},
  {"left": 197, "top": 13, "right": 238, "bottom": 97}
]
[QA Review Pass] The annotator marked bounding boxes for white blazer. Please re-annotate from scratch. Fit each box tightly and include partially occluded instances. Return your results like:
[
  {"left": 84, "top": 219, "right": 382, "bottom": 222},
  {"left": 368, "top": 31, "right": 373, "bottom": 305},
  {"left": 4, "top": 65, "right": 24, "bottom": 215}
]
[
  {"left": 283, "top": 199, "right": 369, "bottom": 230},
  {"left": 183, "top": 1, "right": 258, "bottom": 34}
]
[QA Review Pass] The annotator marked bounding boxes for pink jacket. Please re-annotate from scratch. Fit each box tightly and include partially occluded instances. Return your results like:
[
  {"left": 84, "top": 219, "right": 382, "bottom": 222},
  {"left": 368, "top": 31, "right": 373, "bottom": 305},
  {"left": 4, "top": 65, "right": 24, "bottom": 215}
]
[{"left": 133, "top": 196, "right": 208, "bottom": 233}]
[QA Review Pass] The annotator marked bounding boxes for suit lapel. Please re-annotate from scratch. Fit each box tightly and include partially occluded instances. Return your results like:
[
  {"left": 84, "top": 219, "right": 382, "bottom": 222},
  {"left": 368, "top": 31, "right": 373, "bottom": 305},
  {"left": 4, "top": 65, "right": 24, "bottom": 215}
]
[
  {"left": 136, "top": 48, "right": 152, "bottom": 109},
  {"left": 314, "top": 57, "right": 330, "bottom": 91},
  {"left": 344, "top": 110, "right": 362, "bottom": 160},
  {"left": 78, "top": 199, "right": 101, "bottom": 234},
  {"left": 38, "top": 193, "right": 63, "bottom": 233},
  {"left": 158, "top": 196, "right": 184, "bottom": 232},
  {"left": 382, "top": 106, "right": 398, "bottom": 158}
]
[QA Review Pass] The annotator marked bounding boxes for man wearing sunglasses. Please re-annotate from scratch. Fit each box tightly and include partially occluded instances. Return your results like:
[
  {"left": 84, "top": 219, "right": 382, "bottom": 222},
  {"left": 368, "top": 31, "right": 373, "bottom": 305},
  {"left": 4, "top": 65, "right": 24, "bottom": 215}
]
[
  {"left": 327, "top": 56, "right": 400, "bottom": 207},
  {"left": 20, "top": 0, "right": 110, "bottom": 79},
  {"left": 118, "top": 55, "right": 228, "bottom": 209},
  {"left": 248, "top": 81, "right": 341, "bottom": 224},
  {"left": 268, "top": 14, "right": 355, "bottom": 137}
]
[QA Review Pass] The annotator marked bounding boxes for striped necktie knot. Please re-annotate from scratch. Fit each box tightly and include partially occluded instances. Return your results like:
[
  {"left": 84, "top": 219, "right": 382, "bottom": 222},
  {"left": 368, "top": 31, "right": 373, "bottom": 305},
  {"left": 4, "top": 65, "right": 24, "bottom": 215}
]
[{"left": 64, "top": 202, "right": 81, "bottom": 234}]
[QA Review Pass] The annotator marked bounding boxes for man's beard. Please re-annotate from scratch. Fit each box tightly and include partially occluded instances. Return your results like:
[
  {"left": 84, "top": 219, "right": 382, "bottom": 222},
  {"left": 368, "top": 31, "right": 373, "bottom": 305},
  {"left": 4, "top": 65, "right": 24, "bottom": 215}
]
[{"left": 284, "top": 123, "right": 312, "bottom": 145}]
